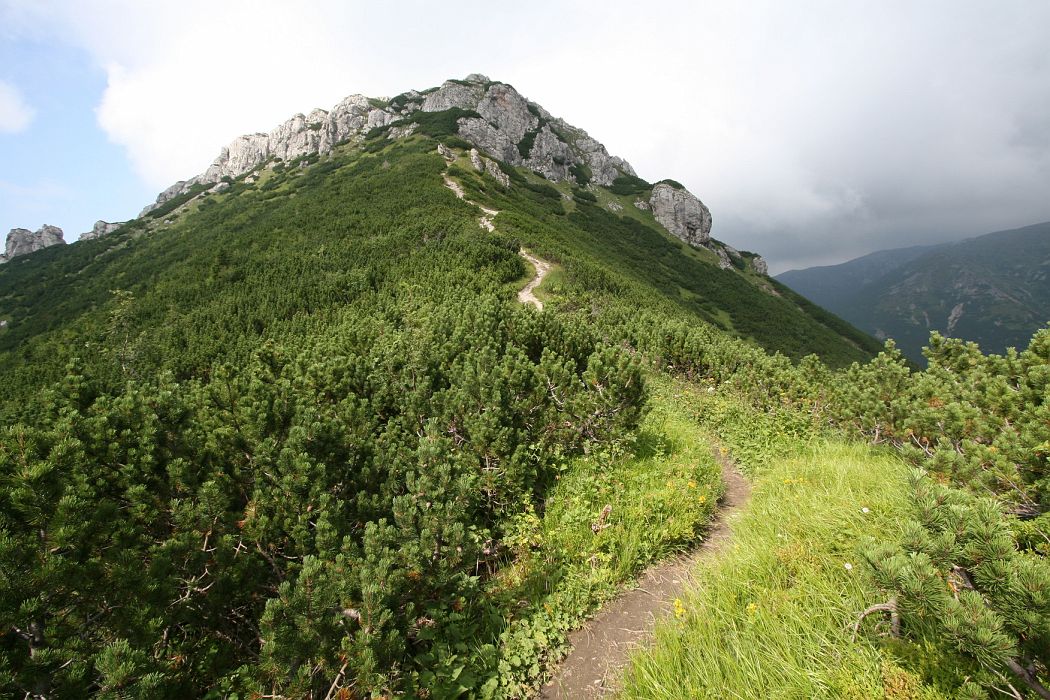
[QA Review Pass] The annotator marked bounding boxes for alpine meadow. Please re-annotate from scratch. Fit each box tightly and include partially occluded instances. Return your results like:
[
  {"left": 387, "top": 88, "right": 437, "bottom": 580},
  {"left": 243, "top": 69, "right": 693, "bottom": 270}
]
[{"left": 1, "top": 74, "right": 1048, "bottom": 700}]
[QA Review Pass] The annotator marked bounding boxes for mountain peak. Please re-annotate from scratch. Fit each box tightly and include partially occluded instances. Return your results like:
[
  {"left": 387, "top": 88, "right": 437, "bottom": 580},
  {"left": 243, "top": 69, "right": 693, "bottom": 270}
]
[
  {"left": 0, "top": 225, "right": 65, "bottom": 264},
  {"left": 140, "top": 75, "right": 638, "bottom": 216}
]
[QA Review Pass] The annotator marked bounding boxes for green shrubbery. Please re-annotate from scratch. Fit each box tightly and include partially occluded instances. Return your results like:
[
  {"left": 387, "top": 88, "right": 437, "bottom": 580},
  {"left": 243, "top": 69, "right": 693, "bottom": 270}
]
[
  {"left": 568, "top": 163, "right": 591, "bottom": 186},
  {"left": 626, "top": 311, "right": 1050, "bottom": 696},
  {"left": 571, "top": 187, "right": 597, "bottom": 203},
  {"left": 609, "top": 173, "right": 651, "bottom": 196},
  {"left": 5, "top": 129, "right": 992, "bottom": 697},
  {"left": 517, "top": 130, "right": 537, "bottom": 159},
  {"left": 406, "top": 108, "right": 481, "bottom": 139},
  {"left": 0, "top": 299, "right": 646, "bottom": 697}
]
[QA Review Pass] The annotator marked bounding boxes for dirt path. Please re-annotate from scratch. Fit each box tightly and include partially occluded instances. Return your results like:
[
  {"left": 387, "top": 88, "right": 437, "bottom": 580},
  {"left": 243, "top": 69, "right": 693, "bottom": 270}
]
[
  {"left": 518, "top": 250, "right": 551, "bottom": 310},
  {"left": 538, "top": 445, "right": 751, "bottom": 699},
  {"left": 443, "top": 173, "right": 498, "bottom": 232},
  {"left": 442, "top": 171, "right": 550, "bottom": 309}
]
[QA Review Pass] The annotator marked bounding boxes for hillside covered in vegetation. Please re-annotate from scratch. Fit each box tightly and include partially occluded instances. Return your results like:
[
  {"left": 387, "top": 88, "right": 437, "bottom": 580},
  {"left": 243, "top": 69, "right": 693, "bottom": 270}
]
[
  {"left": 1, "top": 77, "right": 1047, "bottom": 699},
  {"left": 778, "top": 221, "right": 1050, "bottom": 363}
]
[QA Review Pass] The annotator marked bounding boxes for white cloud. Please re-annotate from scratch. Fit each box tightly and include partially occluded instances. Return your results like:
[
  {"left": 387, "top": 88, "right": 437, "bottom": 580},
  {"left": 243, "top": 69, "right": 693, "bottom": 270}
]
[
  {"left": 0, "top": 80, "right": 34, "bottom": 132},
  {"left": 4, "top": 0, "right": 1050, "bottom": 269}
]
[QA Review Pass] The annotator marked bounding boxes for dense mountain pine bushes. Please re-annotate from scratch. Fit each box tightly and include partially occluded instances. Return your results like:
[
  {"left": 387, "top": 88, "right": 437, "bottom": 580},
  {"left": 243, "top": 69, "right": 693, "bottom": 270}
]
[{"left": 1, "top": 121, "right": 1047, "bottom": 697}]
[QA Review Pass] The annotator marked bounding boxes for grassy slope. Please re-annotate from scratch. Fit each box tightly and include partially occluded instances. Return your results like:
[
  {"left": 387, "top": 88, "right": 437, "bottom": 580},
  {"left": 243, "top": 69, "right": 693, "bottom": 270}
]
[
  {"left": 487, "top": 375, "right": 724, "bottom": 696},
  {"left": 450, "top": 163, "right": 883, "bottom": 367},
  {"left": 620, "top": 388, "right": 950, "bottom": 699},
  {"left": 0, "top": 134, "right": 877, "bottom": 420}
]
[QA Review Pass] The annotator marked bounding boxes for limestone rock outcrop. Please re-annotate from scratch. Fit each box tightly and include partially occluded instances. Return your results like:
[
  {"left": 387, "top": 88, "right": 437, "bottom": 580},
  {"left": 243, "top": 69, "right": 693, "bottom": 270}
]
[
  {"left": 141, "top": 95, "right": 396, "bottom": 215},
  {"left": 711, "top": 244, "right": 733, "bottom": 270},
  {"left": 79, "top": 220, "right": 125, "bottom": 241},
  {"left": 469, "top": 148, "right": 510, "bottom": 188},
  {"left": 1, "top": 225, "right": 65, "bottom": 264},
  {"left": 649, "top": 183, "right": 712, "bottom": 247},
  {"left": 140, "top": 74, "right": 637, "bottom": 215},
  {"left": 751, "top": 256, "right": 769, "bottom": 276}
]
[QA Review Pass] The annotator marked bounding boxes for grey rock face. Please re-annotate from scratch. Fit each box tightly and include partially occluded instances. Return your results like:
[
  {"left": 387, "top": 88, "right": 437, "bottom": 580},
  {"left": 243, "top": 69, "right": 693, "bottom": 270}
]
[
  {"left": 523, "top": 127, "right": 574, "bottom": 181},
  {"left": 79, "top": 220, "right": 125, "bottom": 241},
  {"left": 422, "top": 80, "right": 486, "bottom": 112},
  {"left": 141, "top": 96, "right": 395, "bottom": 215},
  {"left": 2, "top": 225, "right": 65, "bottom": 263},
  {"left": 486, "top": 160, "right": 511, "bottom": 188},
  {"left": 476, "top": 83, "right": 536, "bottom": 144},
  {"left": 469, "top": 148, "right": 510, "bottom": 188},
  {"left": 437, "top": 143, "right": 455, "bottom": 161},
  {"left": 386, "top": 122, "right": 418, "bottom": 139},
  {"left": 458, "top": 117, "right": 520, "bottom": 164},
  {"left": 709, "top": 243, "right": 733, "bottom": 270},
  {"left": 751, "top": 256, "right": 769, "bottom": 276},
  {"left": 138, "top": 75, "right": 642, "bottom": 226},
  {"left": 649, "top": 183, "right": 712, "bottom": 247}
]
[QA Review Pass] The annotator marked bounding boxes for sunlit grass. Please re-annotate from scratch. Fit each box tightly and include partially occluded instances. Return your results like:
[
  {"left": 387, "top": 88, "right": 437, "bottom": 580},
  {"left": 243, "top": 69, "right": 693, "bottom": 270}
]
[
  {"left": 619, "top": 440, "right": 946, "bottom": 699},
  {"left": 490, "top": 376, "right": 724, "bottom": 695}
]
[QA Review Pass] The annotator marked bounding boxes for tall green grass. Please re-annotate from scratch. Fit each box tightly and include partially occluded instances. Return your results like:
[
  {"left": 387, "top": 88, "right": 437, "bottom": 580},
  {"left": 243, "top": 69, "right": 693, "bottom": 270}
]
[
  {"left": 620, "top": 440, "right": 946, "bottom": 699},
  {"left": 490, "top": 376, "right": 724, "bottom": 696}
]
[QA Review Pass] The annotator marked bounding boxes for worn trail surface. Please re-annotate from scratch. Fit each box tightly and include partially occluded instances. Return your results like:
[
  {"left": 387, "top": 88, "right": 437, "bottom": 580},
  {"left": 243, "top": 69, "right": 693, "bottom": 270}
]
[
  {"left": 538, "top": 446, "right": 751, "bottom": 699},
  {"left": 518, "top": 250, "right": 551, "bottom": 310},
  {"left": 442, "top": 171, "right": 549, "bottom": 310},
  {"left": 443, "top": 173, "right": 499, "bottom": 232}
]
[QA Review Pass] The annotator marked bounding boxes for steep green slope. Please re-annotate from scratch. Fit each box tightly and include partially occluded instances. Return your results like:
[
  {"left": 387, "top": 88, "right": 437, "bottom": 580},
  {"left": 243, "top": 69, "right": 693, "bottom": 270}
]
[
  {"left": 0, "top": 125, "right": 877, "bottom": 697},
  {"left": 1, "top": 117, "right": 1047, "bottom": 697},
  {"left": 777, "top": 222, "right": 1050, "bottom": 362},
  {"left": 444, "top": 153, "right": 881, "bottom": 366},
  {"left": 0, "top": 131, "right": 876, "bottom": 419}
]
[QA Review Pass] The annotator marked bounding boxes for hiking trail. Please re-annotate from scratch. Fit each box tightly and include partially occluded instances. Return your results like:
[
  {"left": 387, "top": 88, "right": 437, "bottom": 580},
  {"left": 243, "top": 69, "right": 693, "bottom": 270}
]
[
  {"left": 537, "top": 445, "right": 751, "bottom": 698},
  {"left": 442, "top": 171, "right": 549, "bottom": 310}
]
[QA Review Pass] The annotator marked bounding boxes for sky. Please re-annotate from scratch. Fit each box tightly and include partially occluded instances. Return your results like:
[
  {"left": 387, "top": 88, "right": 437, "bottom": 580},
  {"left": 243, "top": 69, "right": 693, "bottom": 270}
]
[{"left": 1, "top": 1, "right": 1048, "bottom": 273}]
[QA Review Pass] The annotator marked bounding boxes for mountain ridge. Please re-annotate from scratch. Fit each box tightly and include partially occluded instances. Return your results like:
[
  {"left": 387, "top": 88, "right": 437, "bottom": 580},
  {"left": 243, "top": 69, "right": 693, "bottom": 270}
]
[
  {"left": 777, "top": 221, "right": 1050, "bottom": 361},
  {"left": 140, "top": 74, "right": 636, "bottom": 215},
  {"left": 129, "top": 73, "right": 768, "bottom": 273}
]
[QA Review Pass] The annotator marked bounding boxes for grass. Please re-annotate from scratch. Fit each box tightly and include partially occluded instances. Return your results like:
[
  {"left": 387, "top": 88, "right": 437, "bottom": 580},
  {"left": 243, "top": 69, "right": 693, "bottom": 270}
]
[
  {"left": 488, "top": 376, "right": 724, "bottom": 696},
  {"left": 533, "top": 264, "right": 563, "bottom": 305},
  {"left": 619, "top": 389, "right": 947, "bottom": 699}
]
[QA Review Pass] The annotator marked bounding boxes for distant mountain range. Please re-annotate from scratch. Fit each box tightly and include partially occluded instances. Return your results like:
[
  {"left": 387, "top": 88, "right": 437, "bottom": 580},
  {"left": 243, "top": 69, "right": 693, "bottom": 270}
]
[{"left": 777, "top": 221, "right": 1050, "bottom": 362}]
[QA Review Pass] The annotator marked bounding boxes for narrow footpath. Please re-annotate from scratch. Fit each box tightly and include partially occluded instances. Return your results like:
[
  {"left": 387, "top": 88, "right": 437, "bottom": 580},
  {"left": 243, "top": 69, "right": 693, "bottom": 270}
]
[
  {"left": 538, "top": 446, "right": 751, "bottom": 698},
  {"left": 441, "top": 168, "right": 549, "bottom": 310},
  {"left": 517, "top": 250, "right": 551, "bottom": 310}
]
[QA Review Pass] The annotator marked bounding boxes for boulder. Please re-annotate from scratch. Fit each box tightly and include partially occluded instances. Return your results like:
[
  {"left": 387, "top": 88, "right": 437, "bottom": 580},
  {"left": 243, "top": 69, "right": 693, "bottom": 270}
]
[
  {"left": 79, "top": 220, "right": 126, "bottom": 241},
  {"left": 649, "top": 183, "right": 712, "bottom": 247},
  {"left": 2, "top": 225, "right": 65, "bottom": 263}
]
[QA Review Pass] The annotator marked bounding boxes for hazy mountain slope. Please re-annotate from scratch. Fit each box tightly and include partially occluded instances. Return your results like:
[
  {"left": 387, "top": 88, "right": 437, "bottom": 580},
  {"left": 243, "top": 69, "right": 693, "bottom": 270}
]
[
  {"left": 777, "top": 222, "right": 1050, "bottom": 362},
  {"left": 777, "top": 243, "right": 941, "bottom": 313}
]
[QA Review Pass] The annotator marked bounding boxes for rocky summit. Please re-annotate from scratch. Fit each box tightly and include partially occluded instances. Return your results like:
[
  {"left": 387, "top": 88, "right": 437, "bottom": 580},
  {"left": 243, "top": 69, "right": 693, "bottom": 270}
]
[
  {"left": 131, "top": 74, "right": 749, "bottom": 263},
  {"left": 79, "top": 220, "right": 126, "bottom": 242},
  {"left": 1, "top": 225, "right": 65, "bottom": 264},
  {"left": 141, "top": 74, "right": 638, "bottom": 214}
]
